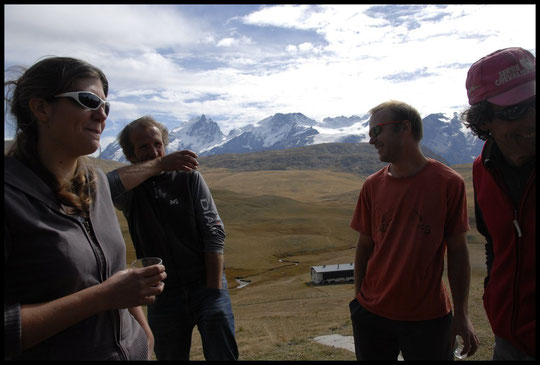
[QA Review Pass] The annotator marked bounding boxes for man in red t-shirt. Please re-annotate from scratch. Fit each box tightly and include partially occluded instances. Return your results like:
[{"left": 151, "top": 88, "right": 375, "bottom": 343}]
[{"left": 349, "top": 100, "right": 479, "bottom": 360}]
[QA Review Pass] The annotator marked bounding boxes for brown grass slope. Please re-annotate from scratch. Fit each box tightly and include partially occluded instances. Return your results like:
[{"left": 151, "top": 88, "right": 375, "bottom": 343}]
[
  {"left": 198, "top": 142, "right": 448, "bottom": 175},
  {"left": 197, "top": 164, "right": 492, "bottom": 361}
]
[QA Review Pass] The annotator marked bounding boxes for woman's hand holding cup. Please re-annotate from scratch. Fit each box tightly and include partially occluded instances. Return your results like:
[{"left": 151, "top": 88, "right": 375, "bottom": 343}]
[{"left": 100, "top": 257, "right": 166, "bottom": 309}]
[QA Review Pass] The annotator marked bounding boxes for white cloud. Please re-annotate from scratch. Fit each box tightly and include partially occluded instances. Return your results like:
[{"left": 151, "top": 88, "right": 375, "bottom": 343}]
[
  {"left": 217, "top": 38, "right": 237, "bottom": 47},
  {"left": 4, "top": 5, "right": 209, "bottom": 67},
  {"left": 4, "top": 4, "right": 536, "bottom": 143},
  {"left": 217, "top": 35, "right": 253, "bottom": 48},
  {"left": 241, "top": 4, "right": 322, "bottom": 30},
  {"left": 298, "top": 42, "right": 314, "bottom": 53},
  {"left": 286, "top": 45, "right": 298, "bottom": 53}
]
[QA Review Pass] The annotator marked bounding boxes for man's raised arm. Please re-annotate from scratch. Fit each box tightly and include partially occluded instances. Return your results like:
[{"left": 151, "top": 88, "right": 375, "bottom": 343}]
[{"left": 115, "top": 150, "right": 199, "bottom": 192}]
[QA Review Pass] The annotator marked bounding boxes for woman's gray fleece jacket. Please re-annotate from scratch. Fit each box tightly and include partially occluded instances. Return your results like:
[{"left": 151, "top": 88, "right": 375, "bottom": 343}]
[{"left": 4, "top": 156, "right": 148, "bottom": 360}]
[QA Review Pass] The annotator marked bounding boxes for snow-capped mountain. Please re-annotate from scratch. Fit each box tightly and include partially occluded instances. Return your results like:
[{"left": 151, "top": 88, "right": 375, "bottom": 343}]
[
  {"left": 321, "top": 115, "right": 366, "bottom": 128},
  {"left": 422, "top": 113, "right": 483, "bottom": 165},
  {"left": 310, "top": 115, "right": 371, "bottom": 145},
  {"left": 205, "top": 113, "right": 319, "bottom": 155},
  {"left": 102, "top": 140, "right": 129, "bottom": 163},
  {"left": 168, "top": 114, "right": 225, "bottom": 154},
  {"left": 101, "top": 112, "right": 484, "bottom": 165}
]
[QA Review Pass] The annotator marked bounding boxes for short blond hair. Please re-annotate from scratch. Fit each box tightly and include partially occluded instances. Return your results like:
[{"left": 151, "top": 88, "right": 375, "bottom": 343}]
[{"left": 369, "top": 100, "right": 423, "bottom": 141}]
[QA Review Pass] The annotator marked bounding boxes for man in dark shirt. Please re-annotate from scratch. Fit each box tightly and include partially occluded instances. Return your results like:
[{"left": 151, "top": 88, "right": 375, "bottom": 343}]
[{"left": 107, "top": 115, "right": 239, "bottom": 360}]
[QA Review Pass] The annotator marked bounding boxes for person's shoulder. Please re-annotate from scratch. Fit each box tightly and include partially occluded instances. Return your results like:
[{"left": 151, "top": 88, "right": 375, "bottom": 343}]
[
  {"left": 166, "top": 169, "right": 206, "bottom": 189},
  {"left": 4, "top": 155, "right": 22, "bottom": 173},
  {"left": 170, "top": 169, "right": 201, "bottom": 179},
  {"left": 93, "top": 165, "right": 106, "bottom": 179},
  {"left": 365, "top": 165, "right": 388, "bottom": 182},
  {"left": 5, "top": 155, "right": 34, "bottom": 187},
  {"left": 427, "top": 159, "right": 465, "bottom": 182}
]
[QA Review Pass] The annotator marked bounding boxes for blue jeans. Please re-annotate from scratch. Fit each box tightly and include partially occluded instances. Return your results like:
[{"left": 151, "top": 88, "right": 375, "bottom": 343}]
[
  {"left": 349, "top": 299, "right": 453, "bottom": 360},
  {"left": 493, "top": 336, "right": 535, "bottom": 361},
  {"left": 147, "top": 275, "right": 239, "bottom": 360}
]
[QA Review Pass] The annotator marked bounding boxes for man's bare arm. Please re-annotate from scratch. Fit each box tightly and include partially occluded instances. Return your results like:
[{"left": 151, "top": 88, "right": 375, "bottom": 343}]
[
  {"left": 116, "top": 150, "right": 198, "bottom": 191},
  {"left": 354, "top": 233, "right": 374, "bottom": 296}
]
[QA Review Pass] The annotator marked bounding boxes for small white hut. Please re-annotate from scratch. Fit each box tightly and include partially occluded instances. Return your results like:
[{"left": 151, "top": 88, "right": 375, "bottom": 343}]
[{"left": 311, "top": 263, "right": 354, "bottom": 284}]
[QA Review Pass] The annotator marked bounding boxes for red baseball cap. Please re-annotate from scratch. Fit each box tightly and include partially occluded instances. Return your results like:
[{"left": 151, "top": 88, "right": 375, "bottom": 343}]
[{"left": 466, "top": 47, "right": 536, "bottom": 106}]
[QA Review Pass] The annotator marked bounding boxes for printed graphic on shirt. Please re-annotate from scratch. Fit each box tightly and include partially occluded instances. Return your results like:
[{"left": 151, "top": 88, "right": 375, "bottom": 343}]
[
  {"left": 379, "top": 214, "right": 390, "bottom": 233},
  {"left": 378, "top": 208, "right": 431, "bottom": 235},
  {"left": 412, "top": 208, "right": 431, "bottom": 234},
  {"left": 200, "top": 198, "right": 223, "bottom": 235}
]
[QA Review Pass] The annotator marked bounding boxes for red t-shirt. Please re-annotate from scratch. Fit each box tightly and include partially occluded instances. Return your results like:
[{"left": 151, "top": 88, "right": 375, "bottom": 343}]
[{"left": 350, "top": 159, "right": 469, "bottom": 321}]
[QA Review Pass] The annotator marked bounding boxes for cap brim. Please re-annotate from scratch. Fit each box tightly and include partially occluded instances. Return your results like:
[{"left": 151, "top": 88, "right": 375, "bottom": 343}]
[{"left": 488, "top": 80, "right": 536, "bottom": 106}]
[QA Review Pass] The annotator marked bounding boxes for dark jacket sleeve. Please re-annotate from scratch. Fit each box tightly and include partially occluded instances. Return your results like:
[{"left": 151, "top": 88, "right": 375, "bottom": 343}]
[
  {"left": 106, "top": 170, "right": 129, "bottom": 212},
  {"left": 190, "top": 171, "right": 226, "bottom": 254}
]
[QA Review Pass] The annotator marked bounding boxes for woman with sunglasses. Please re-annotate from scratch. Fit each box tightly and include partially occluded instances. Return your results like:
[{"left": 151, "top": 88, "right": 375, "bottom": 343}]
[
  {"left": 4, "top": 56, "right": 166, "bottom": 360},
  {"left": 462, "top": 47, "right": 536, "bottom": 360}
]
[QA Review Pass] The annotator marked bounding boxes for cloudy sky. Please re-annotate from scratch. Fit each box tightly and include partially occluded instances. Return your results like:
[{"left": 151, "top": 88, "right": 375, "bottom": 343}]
[{"left": 4, "top": 4, "right": 536, "bottom": 150}]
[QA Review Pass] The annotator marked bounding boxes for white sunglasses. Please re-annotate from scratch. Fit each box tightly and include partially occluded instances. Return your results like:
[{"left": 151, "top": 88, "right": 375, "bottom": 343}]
[{"left": 55, "top": 91, "right": 110, "bottom": 116}]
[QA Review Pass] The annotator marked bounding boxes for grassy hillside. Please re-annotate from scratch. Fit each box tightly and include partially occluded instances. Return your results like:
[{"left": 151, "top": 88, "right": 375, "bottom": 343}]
[
  {"left": 198, "top": 142, "right": 448, "bottom": 176},
  {"left": 191, "top": 164, "right": 493, "bottom": 361},
  {"left": 209, "top": 188, "right": 358, "bottom": 274},
  {"left": 121, "top": 162, "right": 491, "bottom": 361},
  {"left": 200, "top": 168, "right": 365, "bottom": 206}
]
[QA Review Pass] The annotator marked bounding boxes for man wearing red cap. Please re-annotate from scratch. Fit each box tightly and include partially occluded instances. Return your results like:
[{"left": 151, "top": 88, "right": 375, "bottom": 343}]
[{"left": 462, "top": 47, "right": 536, "bottom": 360}]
